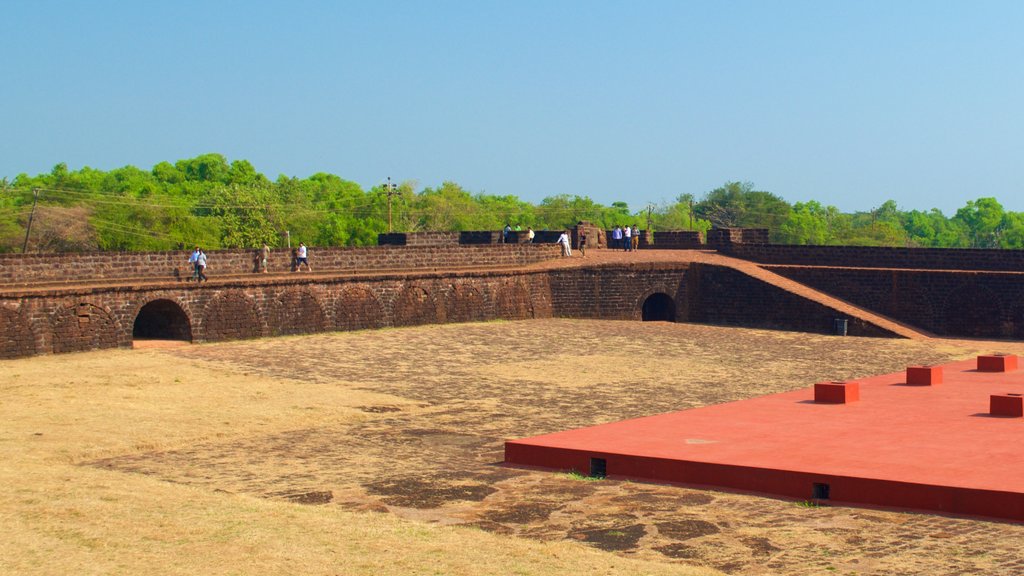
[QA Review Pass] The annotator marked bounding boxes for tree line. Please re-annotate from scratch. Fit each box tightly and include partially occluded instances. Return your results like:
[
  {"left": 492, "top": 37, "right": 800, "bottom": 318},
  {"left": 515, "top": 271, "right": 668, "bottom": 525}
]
[{"left": 1, "top": 154, "right": 1021, "bottom": 252}]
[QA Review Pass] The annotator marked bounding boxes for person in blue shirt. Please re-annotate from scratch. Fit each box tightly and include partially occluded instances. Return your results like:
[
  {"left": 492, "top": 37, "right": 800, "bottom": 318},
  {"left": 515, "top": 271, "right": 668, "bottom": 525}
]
[{"left": 187, "top": 246, "right": 200, "bottom": 282}]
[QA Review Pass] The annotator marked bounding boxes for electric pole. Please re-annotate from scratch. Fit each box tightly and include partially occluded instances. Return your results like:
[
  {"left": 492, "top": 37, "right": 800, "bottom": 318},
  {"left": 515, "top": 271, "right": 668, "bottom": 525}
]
[
  {"left": 22, "top": 188, "right": 39, "bottom": 253},
  {"left": 384, "top": 177, "right": 398, "bottom": 232}
]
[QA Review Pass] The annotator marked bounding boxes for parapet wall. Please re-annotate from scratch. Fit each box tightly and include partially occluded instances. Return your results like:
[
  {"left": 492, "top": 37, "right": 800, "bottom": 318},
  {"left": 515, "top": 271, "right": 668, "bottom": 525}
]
[
  {"left": 650, "top": 231, "right": 704, "bottom": 249},
  {"left": 0, "top": 244, "right": 560, "bottom": 285},
  {"left": 724, "top": 243, "right": 1024, "bottom": 272}
]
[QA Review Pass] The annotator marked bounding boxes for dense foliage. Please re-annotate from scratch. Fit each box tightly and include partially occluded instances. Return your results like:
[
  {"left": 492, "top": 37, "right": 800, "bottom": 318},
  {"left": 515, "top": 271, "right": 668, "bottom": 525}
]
[{"left": 3, "top": 154, "right": 1024, "bottom": 252}]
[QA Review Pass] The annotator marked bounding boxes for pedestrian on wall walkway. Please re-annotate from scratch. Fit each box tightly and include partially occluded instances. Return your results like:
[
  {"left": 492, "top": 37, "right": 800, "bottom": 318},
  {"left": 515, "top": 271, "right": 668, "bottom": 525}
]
[
  {"left": 295, "top": 242, "right": 311, "bottom": 272},
  {"left": 196, "top": 249, "right": 208, "bottom": 282},
  {"left": 623, "top": 225, "right": 632, "bottom": 251},
  {"left": 187, "top": 246, "right": 200, "bottom": 282},
  {"left": 258, "top": 243, "right": 270, "bottom": 273},
  {"left": 556, "top": 230, "right": 572, "bottom": 257}
]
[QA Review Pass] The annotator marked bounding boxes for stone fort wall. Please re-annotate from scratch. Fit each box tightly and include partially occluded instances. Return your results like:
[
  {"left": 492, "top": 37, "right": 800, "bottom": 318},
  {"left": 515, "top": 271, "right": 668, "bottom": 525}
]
[
  {"left": 1, "top": 259, "right": 905, "bottom": 359},
  {"left": 766, "top": 265, "right": 1024, "bottom": 338},
  {"left": 9, "top": 238, "right": 1024, "bottom": 359},
  {"left": 0, "top": 244, "right": 559, "bottom": 285}
]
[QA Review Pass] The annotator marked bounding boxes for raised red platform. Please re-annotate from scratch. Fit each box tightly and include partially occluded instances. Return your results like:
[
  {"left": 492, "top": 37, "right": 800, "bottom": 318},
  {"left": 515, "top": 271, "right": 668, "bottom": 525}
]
[{"left": 505, "top": 357, "right": 1024, "bottom": 521}]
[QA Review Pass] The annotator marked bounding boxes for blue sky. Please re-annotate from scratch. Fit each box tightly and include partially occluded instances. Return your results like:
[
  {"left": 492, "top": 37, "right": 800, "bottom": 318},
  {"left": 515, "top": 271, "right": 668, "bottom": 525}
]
[{"left": 2, "top": 1, "right": 1022, "bottom": 214}]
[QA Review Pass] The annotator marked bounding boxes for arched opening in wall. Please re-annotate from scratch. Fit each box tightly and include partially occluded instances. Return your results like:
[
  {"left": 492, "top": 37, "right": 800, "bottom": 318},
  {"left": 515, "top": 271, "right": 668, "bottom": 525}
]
[
  {"left": 133, "top": 299, "right": 192, "bottom": 343},
  {"left": 642, "top": 293, "right": 676, "bottom": 322}
]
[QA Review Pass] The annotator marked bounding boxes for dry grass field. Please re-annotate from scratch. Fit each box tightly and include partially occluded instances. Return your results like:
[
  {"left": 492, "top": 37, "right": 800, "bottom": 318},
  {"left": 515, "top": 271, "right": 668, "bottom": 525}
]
[{"left": 4, "top": 319, "right": 1024, "bottom": 575}]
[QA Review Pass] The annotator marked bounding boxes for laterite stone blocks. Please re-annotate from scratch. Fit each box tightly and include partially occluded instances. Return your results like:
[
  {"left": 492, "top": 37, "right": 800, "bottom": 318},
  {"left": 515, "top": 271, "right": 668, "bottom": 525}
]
[
  {"left": 990, "top": 394, "right": 1024, "bottom": 417},
  {"left": 906, "top": 365, "right": 943, "bottom": 386},
  {"left": 814, "top": 381, "right": 860, "bottom": 404},
  {"left": 977, "top": 354, "right": 1019, "bottom": 373}
]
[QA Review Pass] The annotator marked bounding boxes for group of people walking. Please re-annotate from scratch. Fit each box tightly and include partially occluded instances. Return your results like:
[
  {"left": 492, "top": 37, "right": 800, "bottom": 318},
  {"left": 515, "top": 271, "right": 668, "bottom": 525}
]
[
  {"left": 187, "top": 246, "right": 208, "bottom": 282},
  {"left": 187, "top": 242, "right": 312, "bottom": 282}
]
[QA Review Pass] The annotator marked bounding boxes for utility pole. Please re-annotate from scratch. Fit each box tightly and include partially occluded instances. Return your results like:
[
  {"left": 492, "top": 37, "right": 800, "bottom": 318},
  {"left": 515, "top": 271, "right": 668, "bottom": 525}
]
[
  {"left": 22, "top": 188, "right": 39, "bottom": 253},
  {"left": 689, "top": 198, "right": 694, "bottom": 230},
  {"left": 384, "top": 177, "right": 398, "bottom": 232},
  {"left": 646, "top": 204, "right": 654, "bottom": 231}
]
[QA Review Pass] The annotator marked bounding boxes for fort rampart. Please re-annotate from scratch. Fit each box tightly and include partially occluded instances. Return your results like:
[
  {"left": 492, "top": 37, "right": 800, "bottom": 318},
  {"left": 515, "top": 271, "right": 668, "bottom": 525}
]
[
  {"left": 8, "top": 235, "right": 1024, "bottom": 359},
  {"left": 0, "top": 257, "right": 898, "bottom": 359},
  {"left": 0, "top": 244, "right": 554, "bottom": 285}
]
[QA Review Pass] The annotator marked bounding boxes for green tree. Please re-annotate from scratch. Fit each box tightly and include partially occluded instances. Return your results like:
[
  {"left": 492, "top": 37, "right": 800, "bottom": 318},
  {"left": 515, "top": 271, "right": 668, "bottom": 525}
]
[
  {"left": 777, "top": 201, "right": 835, "bottom": 245},
  {"left": 954, "top": 197, "right": 1005, "bottom": 248},
  {"left": 694, "top": 182, "right": 791, "bottom": 238}
]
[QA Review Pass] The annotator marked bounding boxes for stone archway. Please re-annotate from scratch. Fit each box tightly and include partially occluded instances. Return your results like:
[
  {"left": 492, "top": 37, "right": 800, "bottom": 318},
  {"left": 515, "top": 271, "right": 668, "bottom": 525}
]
[
  {"left": 336, "top": 286, "right": 385, "bottom": 331},
  {"left": 446, "top": 284, "right": 486, "bottom": 324},
  {"left": 203, "top": 291, "right": 262, "bottom": 342},
  {"left": 52, "top": 302, "right": 120, "bottom": 354},
  {"left": 0, "top": 306, "right": 36, "bottom": 359},
  {"left": 133, "top": 299, "right": 192, "bottom": 342},
  {"left": 392, "top": 285, "right": 441, "bottom": 327},
  {"left": 642, "top": 293, "right": 676, "bottom": 322}
]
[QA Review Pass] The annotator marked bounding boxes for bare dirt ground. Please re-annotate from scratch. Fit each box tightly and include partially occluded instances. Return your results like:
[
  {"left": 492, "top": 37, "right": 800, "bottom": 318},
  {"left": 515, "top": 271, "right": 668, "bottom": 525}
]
[{"left": 65, "top": 320, "right": 1024, "bottom": 575}]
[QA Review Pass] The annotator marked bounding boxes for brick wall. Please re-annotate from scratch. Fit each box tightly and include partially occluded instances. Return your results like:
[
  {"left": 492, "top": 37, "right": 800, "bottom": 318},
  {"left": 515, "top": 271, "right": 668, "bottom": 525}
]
[
  {"left": 650, "top": 231, "right": 704, "bottom": 249},
  {"left": 726, "top": 243, "right": 1024, "bottom": 272},
  {"left": 0, "top": 244, "right": 561, "bottom": 285},
  {"left": 687, "top": 263, "right": 895, "bottom": 337},
  {"left": 767, "top": 265, "right": 1024, "bottom": 338},
  {"left": 0, "top": 268, "right": 559, "bottom": 358},
  {"left": 548, "top": 264, "right": 689, "bottom": 320},
  {"left": 3, "top": 258, "right": 906, "bottom": 359}
]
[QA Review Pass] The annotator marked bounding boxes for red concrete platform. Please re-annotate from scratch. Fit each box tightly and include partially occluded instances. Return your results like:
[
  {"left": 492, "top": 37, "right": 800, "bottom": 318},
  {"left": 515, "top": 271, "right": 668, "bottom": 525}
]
[{"left": 505, "top": 357, "right": 1024, "bottom": 521}]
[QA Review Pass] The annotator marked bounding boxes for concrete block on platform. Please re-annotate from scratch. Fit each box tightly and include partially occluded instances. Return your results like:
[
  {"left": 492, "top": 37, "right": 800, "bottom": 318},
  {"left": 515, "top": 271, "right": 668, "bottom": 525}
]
[
  {"left": 814, "top": 381, "right": 860, "bottom": 404},
  {"left": 978, "top": 354, "right": 1019, "bottom": 373},
  {"left": 990, "top": 394, "right": 1024, "bottom": 417},
  {"left": 907, "top": 365, "right": 943, "bottom": 386}
]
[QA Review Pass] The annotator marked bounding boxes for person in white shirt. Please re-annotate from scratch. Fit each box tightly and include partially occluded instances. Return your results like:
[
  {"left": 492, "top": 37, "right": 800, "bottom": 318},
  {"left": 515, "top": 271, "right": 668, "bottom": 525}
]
[
  {"left": 295, "top": 242, "right": 311, "bottom": 272},
  {"left": 623, "top": 225, "right": 632, "bottom": 252},
  {"left": 556, "top": 230, "right": 572, "bottom": 257},
  {"left": 196, "top": 249, "right": 208, "bottom": 282}
]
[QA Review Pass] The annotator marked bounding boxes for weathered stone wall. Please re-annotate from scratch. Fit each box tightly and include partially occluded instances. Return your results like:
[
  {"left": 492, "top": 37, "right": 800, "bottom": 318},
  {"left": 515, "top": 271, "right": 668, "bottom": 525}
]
[
  {"left": 0, "top": 244, "right": 560, "bottom": 285},
  {"left": 724, "top": 243, "right": 1024, "bottom": 272},
  {"left": 686, "top": 264, "right": 896, "bottom": 337},
  {"left": 0, "top": 269, "right": 556, "bottom": 358},
  {"left": 14, "top": 238, "right": 1024, "bottom": 359},
  {"left": 767, "top": 265, "right": 1024, "bottom": 338},
  {"left": 548, "top": 264, "right": 688, "bottom": 321},
  {"left": 650, "top": 231, "right": 704, "bottom": 249}
]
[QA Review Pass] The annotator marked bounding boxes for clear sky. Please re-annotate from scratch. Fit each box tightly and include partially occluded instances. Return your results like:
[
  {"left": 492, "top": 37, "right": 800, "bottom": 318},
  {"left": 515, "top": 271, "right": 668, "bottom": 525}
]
[{"left": 2, "top": 1, "right": 1022, "bottom": 215}]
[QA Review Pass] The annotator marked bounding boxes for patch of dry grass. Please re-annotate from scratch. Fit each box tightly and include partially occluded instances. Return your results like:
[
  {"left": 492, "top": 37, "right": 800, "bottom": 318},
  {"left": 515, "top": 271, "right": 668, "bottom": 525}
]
[{"left": 0, "top": 341, "right": 716, "bottom": 576}]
